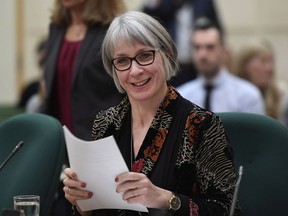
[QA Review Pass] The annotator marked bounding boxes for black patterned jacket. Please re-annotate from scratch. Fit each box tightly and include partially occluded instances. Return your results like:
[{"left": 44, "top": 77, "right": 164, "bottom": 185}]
[{"left": 90, "top": 86, "right": 241, "bottom": 216}]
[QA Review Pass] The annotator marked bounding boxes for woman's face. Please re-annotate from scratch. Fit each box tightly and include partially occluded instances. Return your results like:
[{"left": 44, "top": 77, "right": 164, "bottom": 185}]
[
  {"left": 112, "top": 39, "right": 168, "bottom": 103},
  {"left": 245, "top": 52, "right": 274, "bottom": 89},
  {"left": 61, "top": 0, "right": 86, "bottom": 9}
]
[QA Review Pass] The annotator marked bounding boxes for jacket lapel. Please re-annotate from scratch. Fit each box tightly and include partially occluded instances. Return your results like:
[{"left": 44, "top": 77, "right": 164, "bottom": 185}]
[
  {"left": 71, "top": 23, "right": 104, "bottom": 88},
  {"left": 45, "top": 25, "right": 65, "bottom": 97}
]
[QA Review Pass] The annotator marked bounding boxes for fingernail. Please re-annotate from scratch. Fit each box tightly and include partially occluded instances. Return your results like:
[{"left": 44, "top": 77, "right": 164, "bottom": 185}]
[
  {"left": 72, "top": 173, "right": 77, "bottom": 178},
  {"left": 88, "top": 192, "right": 93, "bottom": 198},
  {"left": 81, "top": 182, "right": 86, "bottom": 188}
]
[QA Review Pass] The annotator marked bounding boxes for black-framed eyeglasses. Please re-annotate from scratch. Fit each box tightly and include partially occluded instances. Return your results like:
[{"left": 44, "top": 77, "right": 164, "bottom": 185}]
[{"left": 111, "top": 50, "right": 157, "bottom": 71}]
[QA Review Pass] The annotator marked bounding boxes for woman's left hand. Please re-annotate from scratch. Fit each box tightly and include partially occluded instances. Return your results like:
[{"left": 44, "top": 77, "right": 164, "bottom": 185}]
[{"left": 115, "top": 172, "right": 172, "bottom": 209}]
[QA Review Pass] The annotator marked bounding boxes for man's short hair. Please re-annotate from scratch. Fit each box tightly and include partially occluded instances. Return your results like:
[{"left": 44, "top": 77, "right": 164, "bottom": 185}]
[{"left": 193, "top": 17, "right": 225, "bottom": 44}]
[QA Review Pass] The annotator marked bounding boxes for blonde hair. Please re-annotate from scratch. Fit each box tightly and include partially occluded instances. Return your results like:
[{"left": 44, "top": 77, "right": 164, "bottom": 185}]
[
  {"left": 234, "top": 40, "right": 281, "bottom": 119},
  {"left": 50, "top": 0, "right": 126, "bottom": 26}
]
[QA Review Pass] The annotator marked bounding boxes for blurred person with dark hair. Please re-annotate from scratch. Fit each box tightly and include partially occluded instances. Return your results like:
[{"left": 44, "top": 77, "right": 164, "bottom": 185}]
[
  {"left": 25, "top": 38, "right": 47, "bottom": 113},
  {"left": 41, "top": 0, "right": 126, "bottom": 215},
  {"left": 178, "top": 18, "right": 264, "bottom": 114},
  {"left": 17, "top": 39, "right": 47, "bottom": 111},
  {"left": 143, "top": 0, "right": 223, "bottom": 87}
]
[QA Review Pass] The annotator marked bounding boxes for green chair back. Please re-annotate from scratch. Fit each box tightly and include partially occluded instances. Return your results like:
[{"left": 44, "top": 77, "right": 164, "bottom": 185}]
[
  {"left": 217, "top": 112, "right": 288, "bottom": 216},
  {"left": 0, "top": 113, "right": 66, "bottom": 216}
]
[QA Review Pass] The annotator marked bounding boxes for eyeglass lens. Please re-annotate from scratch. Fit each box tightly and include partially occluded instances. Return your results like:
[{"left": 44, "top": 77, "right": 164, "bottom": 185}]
[{"left": 112, "top": 50, "right": 155, "bottom": 71}]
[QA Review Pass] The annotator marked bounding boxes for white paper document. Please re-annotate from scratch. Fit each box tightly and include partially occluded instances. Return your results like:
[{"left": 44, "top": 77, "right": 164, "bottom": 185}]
[{"left": 63, "top": 126, "right": 148, "bottom": 212}]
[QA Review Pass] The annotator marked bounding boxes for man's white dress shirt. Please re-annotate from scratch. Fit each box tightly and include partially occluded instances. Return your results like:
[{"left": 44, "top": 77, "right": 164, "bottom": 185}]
[{"left": 177, "top": 68, "right": 265, "bottom": 114}]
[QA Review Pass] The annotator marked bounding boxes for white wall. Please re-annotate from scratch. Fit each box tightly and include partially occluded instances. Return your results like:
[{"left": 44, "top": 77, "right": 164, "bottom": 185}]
[
  {"left": 217, "top": 0, "right": 288, "bottom": 85},
  {"left": 23, "top": 0, "right": 51, "bottom": 82},
  {"left": 0, "top": 0, "right": 51, "bottom": 105},
  {"left": 0, "top": 1, "right": 17, "bottom": 104}
]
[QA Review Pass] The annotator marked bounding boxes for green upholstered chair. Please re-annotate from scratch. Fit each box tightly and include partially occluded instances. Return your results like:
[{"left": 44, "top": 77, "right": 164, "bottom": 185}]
[
  {"left": 0, "top": 113, "right": 66, "bottom": 216},
  {"left": 217, "top": 112, "right": 288, "bottom": 216}
]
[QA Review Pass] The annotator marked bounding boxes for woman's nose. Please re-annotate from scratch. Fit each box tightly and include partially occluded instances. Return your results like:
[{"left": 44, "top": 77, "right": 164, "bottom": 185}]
[{"left": 129, "top": 60, "right": 144, "bottom": 75}]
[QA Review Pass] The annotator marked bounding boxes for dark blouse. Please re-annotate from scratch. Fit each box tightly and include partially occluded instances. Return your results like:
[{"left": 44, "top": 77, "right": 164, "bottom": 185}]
[
  {"left": 53, "top": 39, "right": 81, "bottom": 133},
  {"left": 89, "top": 86, "right": 241, "bottom": 216}
]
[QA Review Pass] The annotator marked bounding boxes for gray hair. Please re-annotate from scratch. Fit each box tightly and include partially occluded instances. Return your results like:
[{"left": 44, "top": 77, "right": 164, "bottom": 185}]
[{"left": 101, "top": 11, "right": 179, "bottom": 93}]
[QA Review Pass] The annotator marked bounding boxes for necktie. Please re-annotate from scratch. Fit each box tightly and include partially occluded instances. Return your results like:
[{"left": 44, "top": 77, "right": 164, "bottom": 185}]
[{"left": 204, "top": 84, "right": 214, "bottom": 110}]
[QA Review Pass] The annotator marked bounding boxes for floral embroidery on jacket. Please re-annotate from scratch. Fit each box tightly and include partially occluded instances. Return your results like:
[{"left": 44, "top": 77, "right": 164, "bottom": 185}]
[{"left": 144, "top": 129, "right": 167, "bottom": 161}]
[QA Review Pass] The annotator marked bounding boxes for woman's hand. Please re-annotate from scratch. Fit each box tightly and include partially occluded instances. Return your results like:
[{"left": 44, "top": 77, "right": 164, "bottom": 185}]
[
  {"left": 115, "top": 172, "right": 172, "bottom": 209},
  {"left": 63, "top": 168, "right": 93, "bottom": 215}
]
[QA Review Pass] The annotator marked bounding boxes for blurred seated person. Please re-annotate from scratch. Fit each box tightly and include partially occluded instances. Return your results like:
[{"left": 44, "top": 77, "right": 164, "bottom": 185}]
[
  {"left": 62, "top": 11, "right": 241, "bottom": 216},
  {"left": 26, "top": 38, "right": 47, "bottom": 113},
  {"left": 17, "top": 80, "right": 38, "bottom": 110},
  {"left": 17, "top": 39, "right": 46, "bottom": 112},
  {"left": 233, "top": 39, "right": 288, "bottom": 120},
  {"left": 178, "top": 17, "right": 264, "bottom": 114},
  {"left": 281, "top": 98, "right": 288, "bottom": 127}
]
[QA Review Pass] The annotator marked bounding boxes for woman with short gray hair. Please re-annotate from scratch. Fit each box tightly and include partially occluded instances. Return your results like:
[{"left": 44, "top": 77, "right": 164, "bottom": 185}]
[{"left": 63, "top": 11, "right": 241, "bottom": 216}]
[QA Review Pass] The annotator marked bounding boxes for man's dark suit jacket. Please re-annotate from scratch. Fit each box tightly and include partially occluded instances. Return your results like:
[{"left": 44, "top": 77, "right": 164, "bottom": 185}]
[
  {"left": 143, "top": 0, "right": 222, "bottom": 35},
  {"left": 41, "top": 22, "right": 123, "bottom": 140}
]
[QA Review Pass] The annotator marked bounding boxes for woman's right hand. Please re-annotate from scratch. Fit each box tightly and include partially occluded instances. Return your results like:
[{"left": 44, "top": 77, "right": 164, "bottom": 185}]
[{"left": 63, "top": 168, "right": 93, "bottom": 215}]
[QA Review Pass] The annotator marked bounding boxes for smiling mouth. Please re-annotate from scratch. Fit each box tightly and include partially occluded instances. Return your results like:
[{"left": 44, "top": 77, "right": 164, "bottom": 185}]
[{"left": 132, "top": 78, "right": 150, "bottom": 86}]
